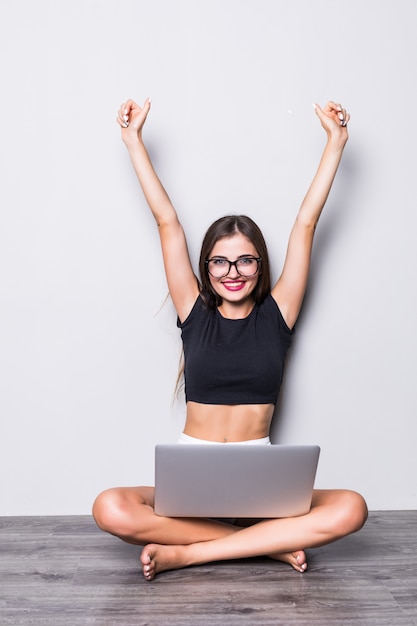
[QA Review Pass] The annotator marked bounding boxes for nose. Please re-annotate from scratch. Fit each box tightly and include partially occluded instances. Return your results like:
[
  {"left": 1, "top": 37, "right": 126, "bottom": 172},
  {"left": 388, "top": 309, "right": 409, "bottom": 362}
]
[{"left": 226, "top": 261, "right": 240, "bottom": 278}]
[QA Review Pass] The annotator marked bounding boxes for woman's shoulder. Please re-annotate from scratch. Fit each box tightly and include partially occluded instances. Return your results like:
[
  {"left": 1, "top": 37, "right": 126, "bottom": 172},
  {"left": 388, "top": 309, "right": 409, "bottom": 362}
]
[
  {"left": 258, "top": 294, "right": 295, "bottom": 335},
  {"left": 177, "top": 293, "right": 209, "bottom": 328}
]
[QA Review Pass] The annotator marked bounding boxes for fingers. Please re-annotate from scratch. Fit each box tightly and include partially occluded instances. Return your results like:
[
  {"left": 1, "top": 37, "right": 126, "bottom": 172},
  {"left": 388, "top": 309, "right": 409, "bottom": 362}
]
[
  {"left": 315, "top": 100, "right": 350, "bottom": 128},
  {"left": 140, "top": 96, "right": 152, "bottom": 124},
  {"left": 116, "top": 101, "right": 129, "bottom": 128},
  {"left": 313, "top": 102, "right": 328, "bottom": 124},
  {"left": 327, "top": 100, "right": 350, "bottom": 126},
  {"left": 336, "top": 102, "right": 348, "bottom": 127},
  {"left": 116, "top": 97, "right": 151, "bottom": 129},
  {"left": 341, "top": 109, "right": 350, "bottom": 126},
  {"left": 115, "top": 100, "right": 128, "bottom": 124}
]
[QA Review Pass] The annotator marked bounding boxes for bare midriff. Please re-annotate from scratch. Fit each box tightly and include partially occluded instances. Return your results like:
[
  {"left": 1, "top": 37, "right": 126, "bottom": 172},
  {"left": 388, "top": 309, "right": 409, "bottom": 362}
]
[{"left": 183, "top": 401, "right": 275, "bottom": 443}]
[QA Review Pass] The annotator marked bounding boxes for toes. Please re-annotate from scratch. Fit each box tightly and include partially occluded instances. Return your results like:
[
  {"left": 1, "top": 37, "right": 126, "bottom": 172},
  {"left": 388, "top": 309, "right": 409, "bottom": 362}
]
[
  {"left": 295, "top": 552, "right": 308, "bottom": 572},
  {"left": 140, "top": 547, "right": 155, "bottom": 581},
  {"left": 142, "top": 562, "right": 154, "bottom": 581}
]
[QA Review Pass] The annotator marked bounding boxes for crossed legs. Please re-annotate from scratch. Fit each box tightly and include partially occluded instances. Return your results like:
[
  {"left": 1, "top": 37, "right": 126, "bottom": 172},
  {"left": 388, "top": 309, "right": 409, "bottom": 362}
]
[{"left": 93, "top": 486, "right": 368, "bottom": 580}]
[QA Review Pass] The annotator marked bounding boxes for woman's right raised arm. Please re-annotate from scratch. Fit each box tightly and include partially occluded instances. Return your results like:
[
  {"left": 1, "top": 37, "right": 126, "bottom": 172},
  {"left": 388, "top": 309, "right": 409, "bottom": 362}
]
[{"left": 117, "top": 99, "right": 199, "bottom": 322}]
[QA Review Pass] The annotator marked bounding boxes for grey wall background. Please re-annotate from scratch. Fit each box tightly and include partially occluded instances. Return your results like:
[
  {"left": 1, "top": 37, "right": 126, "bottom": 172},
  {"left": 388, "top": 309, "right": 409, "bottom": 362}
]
[{"left": 1, "top": 0, "right": 416, "bottom": 515}]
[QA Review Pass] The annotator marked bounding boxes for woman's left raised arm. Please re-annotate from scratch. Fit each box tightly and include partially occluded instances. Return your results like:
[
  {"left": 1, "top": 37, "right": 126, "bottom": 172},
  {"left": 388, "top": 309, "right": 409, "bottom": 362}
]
[{"left": 272, "top": 101, "right": 350, "bottom": 330}]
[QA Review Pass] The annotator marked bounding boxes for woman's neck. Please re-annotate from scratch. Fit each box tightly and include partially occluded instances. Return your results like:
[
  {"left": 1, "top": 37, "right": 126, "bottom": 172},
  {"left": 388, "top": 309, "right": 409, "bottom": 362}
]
[{"left": 217, "top": 298, "right": 255, "bottom": 320}]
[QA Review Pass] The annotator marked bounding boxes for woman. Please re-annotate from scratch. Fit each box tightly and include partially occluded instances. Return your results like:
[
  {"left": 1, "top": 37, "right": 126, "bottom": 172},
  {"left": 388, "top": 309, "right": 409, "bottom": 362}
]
[{"left": 93, "top": 97, "right": 368, "bottom": 581}]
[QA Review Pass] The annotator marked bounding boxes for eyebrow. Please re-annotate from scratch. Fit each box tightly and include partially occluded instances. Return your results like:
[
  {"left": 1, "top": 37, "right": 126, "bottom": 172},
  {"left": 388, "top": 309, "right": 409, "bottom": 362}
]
[{"left": 210, "top": 254, "right": 257, "bottom": 260}]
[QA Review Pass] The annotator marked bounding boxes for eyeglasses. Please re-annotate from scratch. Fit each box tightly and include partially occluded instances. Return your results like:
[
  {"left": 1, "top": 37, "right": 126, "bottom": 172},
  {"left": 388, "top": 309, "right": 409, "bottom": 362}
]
[{"left": 205, "top": 256, "right": 262, "bottom": 278}]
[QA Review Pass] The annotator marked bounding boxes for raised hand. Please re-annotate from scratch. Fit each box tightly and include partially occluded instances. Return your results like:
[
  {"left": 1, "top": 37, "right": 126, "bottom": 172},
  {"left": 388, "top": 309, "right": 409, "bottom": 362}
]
[
  {"left": 116, "top": 98, "right": 152, "bottom": 145},
  {"left": 313, "top": 101, "right": 350, "bottom": 142}
]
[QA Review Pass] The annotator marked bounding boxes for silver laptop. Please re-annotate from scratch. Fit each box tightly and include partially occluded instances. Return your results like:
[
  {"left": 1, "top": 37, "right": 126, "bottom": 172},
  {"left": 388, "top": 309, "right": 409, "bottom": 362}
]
[{"left": 154, "top": 444, "right": 320, "bottom": 518}]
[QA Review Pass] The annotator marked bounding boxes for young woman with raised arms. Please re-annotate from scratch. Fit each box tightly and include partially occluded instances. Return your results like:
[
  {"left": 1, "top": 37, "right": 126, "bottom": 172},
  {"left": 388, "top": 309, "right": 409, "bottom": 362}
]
[{"left": 92, "top": 97, "right": 368, "bottom": 581}]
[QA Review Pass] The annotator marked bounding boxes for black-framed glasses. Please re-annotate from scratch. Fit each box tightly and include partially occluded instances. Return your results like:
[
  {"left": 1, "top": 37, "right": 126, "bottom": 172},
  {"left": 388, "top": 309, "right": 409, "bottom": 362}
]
[{"left": 205, "top": 256, "right": 262, "bottom": 278}]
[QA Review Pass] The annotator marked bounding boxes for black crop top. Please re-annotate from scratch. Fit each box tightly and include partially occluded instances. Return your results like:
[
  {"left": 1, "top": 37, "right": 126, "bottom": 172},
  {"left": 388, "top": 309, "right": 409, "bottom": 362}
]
[{"left": 177, "top": 295, "right": 294, "bottom": 405}]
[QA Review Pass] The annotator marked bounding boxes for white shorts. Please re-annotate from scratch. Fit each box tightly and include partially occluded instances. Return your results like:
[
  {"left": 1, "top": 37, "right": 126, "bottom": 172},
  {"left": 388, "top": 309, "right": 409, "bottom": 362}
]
[{"left": 177, "top": 433, "right": 271, "bottom": 445}]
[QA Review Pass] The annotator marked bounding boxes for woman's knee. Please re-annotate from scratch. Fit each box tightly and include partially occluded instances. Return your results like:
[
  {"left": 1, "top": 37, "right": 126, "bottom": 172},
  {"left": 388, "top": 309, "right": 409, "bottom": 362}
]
[
  {"left": 332, "top": 490, "right": 368, "bottom": 537},
  {"left": 92, "top": 486, "right": 155, "bottom": 542},
  {"left": 92, "top": 488, "right": 140, "bottom": 537},
  {"left": 92, "top": 488, "right": 121, "bottom": 533}
]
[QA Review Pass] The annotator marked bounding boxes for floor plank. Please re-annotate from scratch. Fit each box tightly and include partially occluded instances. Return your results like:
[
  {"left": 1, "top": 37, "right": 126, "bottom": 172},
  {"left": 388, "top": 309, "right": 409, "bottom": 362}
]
[{"left": 0, "top": 512, "right": 416, "bottom": 625}]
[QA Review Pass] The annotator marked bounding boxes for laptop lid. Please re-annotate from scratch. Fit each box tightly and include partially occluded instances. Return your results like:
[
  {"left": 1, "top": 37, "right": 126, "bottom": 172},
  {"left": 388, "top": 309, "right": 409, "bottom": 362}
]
[{"left": 154, "top": 444, "right": 320, "bottom": 518}]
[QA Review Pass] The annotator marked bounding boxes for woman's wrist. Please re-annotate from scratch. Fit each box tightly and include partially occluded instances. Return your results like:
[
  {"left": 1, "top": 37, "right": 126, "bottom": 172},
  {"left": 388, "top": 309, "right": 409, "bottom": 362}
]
[
  {"left": 325, "top": 130, "right": 348, "bottom": 150},
  {"left": 123, "top": 133, "right": 145, "bottom": 151}
]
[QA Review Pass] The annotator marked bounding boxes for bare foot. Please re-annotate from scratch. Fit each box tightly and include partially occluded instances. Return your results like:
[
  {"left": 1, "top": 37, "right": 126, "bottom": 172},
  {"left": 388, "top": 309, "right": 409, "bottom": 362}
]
[
  {"left": 269, "top": 549, "right": 307, "bottom": 573},
  {"left": 140, "top": 543, "right": 307, "bottom": 581},
  {"left": 140, "top": 544, "right": 190, "bottom": 581}
]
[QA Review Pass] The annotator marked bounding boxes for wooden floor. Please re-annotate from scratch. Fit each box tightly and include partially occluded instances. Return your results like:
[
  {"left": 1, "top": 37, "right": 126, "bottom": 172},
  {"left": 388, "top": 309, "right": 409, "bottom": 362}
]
[{"left": 0, "top": 512, "right": 416, "bottom": 625}]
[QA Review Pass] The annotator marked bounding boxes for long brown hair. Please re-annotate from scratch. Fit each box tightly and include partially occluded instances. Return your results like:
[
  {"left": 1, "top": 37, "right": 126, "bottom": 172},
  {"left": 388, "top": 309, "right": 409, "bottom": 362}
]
[{"left": 198, "top": 215, "right": 271, "bottom": 310}]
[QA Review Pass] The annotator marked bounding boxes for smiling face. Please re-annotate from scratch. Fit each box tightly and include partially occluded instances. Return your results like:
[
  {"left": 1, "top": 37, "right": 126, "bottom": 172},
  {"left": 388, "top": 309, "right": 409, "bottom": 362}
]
[
  {"left": 207, "top": 233, "right": 260, "bottom": 306},
  {"left": 198, "top": 215, "right": 271, "bottom": 311}
]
